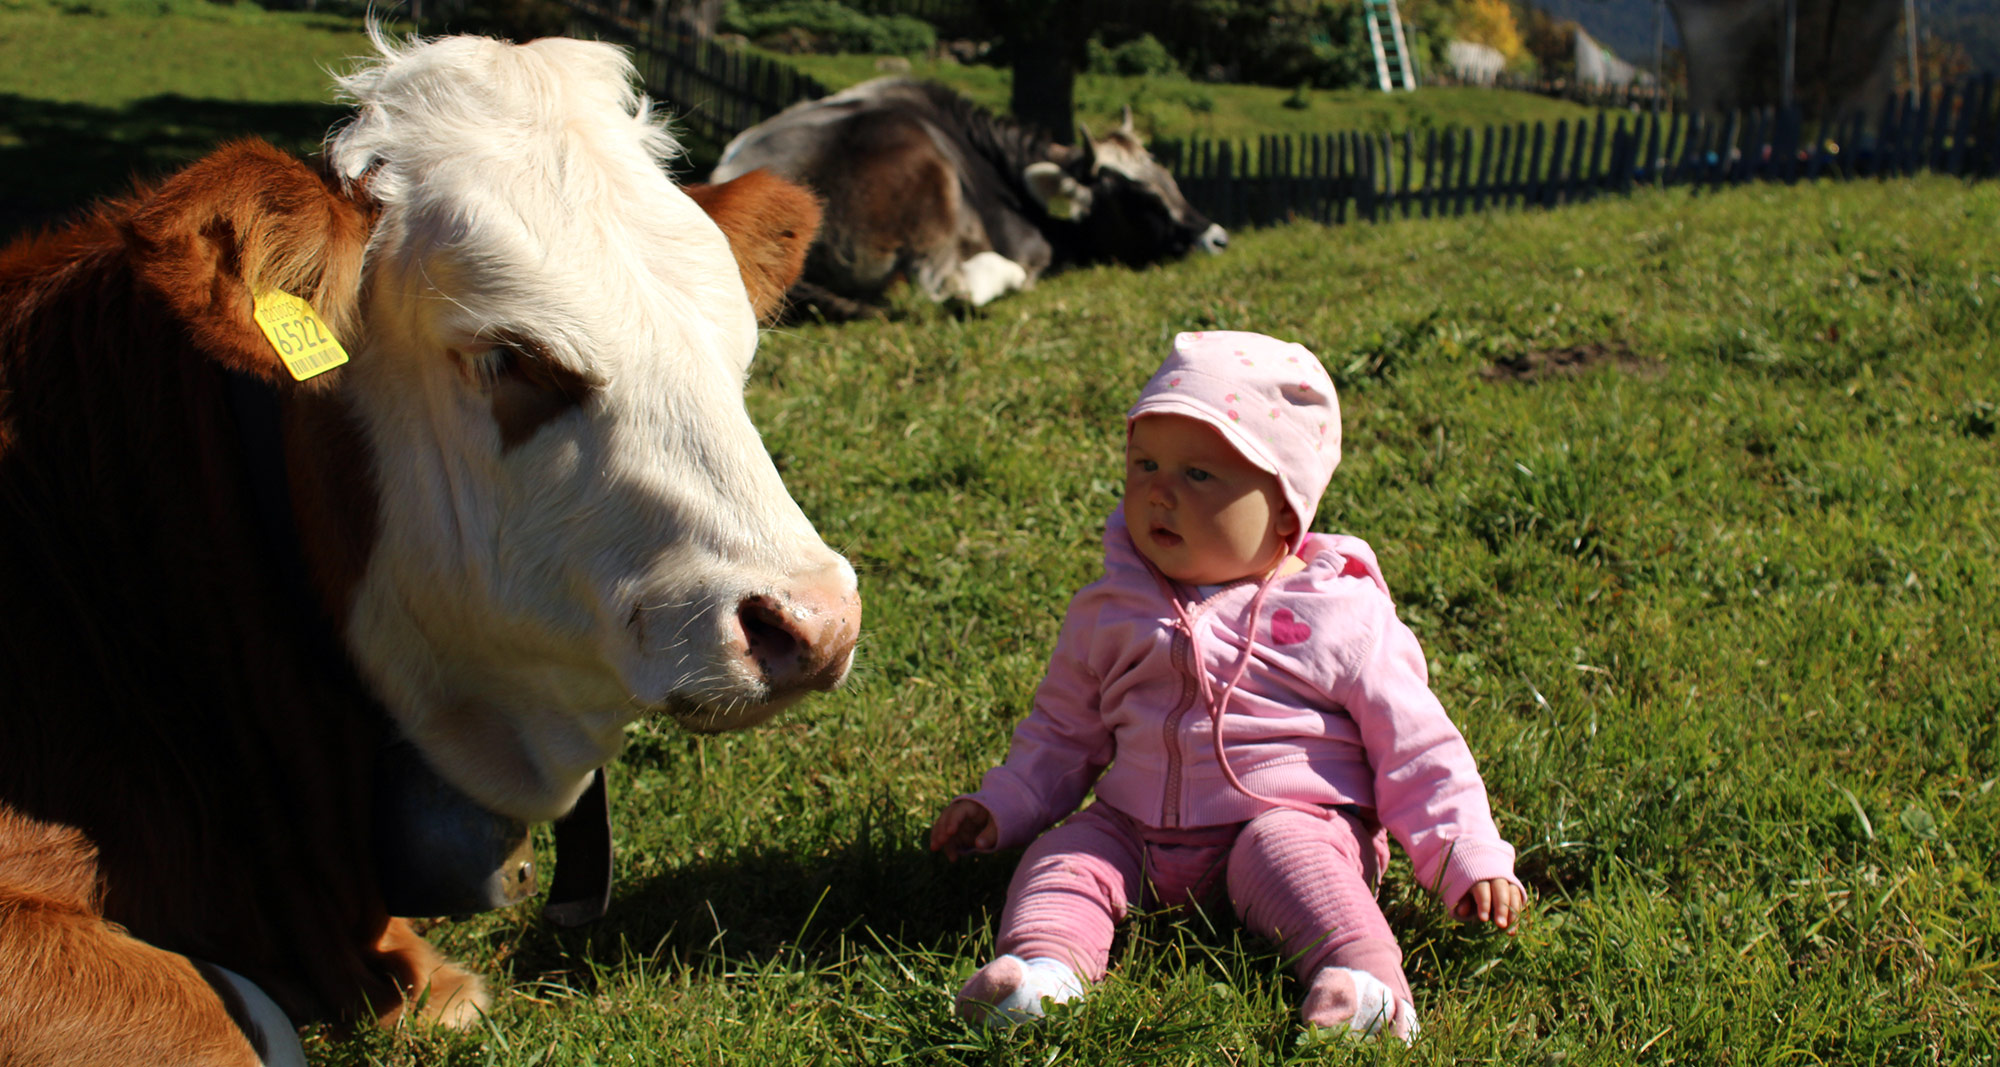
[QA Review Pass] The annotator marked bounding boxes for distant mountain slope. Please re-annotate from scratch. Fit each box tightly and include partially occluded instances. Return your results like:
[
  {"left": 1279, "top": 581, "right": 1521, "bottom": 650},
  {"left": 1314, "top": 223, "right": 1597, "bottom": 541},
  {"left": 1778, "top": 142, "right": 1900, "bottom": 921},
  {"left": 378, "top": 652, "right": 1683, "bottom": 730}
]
[
  {"left": 1527, "top": 0, "right": 1998, "bottom": 78},
  {"left": 1529, "top": 0, "right": 1679, "bottom": 71}
]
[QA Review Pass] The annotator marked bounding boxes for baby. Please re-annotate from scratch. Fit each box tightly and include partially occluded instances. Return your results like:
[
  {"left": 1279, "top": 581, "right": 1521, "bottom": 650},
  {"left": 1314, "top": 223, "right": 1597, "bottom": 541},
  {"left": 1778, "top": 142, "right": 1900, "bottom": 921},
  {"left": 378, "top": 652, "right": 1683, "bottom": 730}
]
[{"left": 930, "top": 330, "right": 1524, "bottom": 1040}]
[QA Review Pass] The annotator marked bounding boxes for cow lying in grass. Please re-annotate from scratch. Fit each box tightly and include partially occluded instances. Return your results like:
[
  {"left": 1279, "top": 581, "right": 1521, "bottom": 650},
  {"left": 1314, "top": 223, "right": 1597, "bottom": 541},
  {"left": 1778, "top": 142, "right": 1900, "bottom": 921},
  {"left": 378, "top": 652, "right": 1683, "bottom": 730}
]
[
  {"left": 711, "top": 78, "right": 1227, "bottom": 319},
  {"left": 0, "top": 31, "right": 857, "bottom": 1065}
]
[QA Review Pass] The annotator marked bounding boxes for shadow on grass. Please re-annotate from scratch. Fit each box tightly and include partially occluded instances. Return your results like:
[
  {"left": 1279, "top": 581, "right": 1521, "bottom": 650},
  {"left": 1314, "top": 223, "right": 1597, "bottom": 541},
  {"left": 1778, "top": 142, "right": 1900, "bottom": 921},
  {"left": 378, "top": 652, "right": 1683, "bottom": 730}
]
[
  {"left": 0, "top": 93, "right": 346, "bottom": 241},
  {"left": 489, "top": 799, "right": 1019, "bottom": 989},
  {"left": 486, "top": 795, "right": 1572, "bottom": 1000}
]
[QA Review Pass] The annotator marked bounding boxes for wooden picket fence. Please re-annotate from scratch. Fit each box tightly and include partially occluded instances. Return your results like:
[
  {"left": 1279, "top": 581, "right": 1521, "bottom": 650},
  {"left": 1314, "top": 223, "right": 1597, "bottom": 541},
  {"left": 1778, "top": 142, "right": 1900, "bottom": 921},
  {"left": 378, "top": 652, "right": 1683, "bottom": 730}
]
[
  {"left": 563, "top": 2, "right": 829, "bottom": 149},
  {"left": 1157, "top": 76, "right": 2000, "bottom": 230}
]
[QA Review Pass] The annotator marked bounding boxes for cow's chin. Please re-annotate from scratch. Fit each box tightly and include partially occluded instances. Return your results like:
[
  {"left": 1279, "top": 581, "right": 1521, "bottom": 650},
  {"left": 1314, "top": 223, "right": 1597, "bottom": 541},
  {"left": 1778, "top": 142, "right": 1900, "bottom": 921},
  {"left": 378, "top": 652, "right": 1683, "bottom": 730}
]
[{"left": 662, "top": 688, "right": 810, "bottom": 735}]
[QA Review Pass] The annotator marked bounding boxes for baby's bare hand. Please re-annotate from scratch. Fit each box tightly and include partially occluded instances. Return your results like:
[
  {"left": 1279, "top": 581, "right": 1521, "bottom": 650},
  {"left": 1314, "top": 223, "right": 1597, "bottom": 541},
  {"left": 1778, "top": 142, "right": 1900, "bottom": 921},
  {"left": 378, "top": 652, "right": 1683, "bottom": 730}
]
[
  {"left": 1452, "top": 878, "right": 1525, "bottom": 932},
  {"left": 928, "top": 799, "right": 997, "bottom": 861}
]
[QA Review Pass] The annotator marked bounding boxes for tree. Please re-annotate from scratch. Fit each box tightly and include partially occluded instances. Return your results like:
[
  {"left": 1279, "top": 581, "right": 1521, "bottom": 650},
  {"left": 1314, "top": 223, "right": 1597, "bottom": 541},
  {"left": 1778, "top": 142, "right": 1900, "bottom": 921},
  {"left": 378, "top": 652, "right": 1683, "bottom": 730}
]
[{"left": 976, "top": 0, "right": 1096, "bottom": 143}]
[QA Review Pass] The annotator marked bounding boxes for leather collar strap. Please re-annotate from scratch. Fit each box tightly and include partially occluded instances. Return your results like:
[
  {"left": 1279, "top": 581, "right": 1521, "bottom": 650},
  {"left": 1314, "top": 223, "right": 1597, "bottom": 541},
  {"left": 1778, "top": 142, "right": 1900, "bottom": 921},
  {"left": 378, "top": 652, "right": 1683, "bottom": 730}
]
[{"left": 222, "top": 369, "right": 614, "bottom": 924}]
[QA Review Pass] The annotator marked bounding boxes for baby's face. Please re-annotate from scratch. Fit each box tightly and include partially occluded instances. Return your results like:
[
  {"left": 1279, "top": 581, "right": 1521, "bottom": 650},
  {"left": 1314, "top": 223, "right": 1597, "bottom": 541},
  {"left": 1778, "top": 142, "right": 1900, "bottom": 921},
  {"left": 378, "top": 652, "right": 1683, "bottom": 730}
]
[{"left": 1124, "top": 414, "right": 1296, "bottom": 586}]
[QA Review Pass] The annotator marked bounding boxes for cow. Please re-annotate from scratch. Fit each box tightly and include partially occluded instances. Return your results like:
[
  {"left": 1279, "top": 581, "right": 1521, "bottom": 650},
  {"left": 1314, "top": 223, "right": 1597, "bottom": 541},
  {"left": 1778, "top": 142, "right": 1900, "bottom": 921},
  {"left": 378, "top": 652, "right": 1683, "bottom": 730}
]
[
  {"left": 0, "top": 31, "right": 858, "bottom": 1066},
  {"left": 709, "top": 77, "right": 1227, "bottom": 319}
]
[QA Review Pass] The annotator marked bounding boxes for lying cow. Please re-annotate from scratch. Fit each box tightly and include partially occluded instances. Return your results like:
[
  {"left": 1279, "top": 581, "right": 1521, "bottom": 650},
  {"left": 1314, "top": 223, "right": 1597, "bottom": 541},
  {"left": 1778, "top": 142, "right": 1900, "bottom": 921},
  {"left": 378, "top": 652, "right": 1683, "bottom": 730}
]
[
  {"left": 0, "top": 31, "right": 857, "bottom": 1065},
  {"left": 710, "top": 77, "right": 1227, "bottom": 318}
]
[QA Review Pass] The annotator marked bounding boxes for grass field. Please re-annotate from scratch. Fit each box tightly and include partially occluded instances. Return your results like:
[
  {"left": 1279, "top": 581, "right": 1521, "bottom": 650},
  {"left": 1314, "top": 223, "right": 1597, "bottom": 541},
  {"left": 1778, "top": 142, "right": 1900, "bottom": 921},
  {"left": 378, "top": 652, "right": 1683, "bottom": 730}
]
[
  {"left": 295, "top": 174, "right": 2000, "bottom": 1065},
  {"left": 3, "top": 5, "right": 1995, "bottom": 1064},
  {"left": 0, "top": 0, "right": 390, "bottom": 234}
]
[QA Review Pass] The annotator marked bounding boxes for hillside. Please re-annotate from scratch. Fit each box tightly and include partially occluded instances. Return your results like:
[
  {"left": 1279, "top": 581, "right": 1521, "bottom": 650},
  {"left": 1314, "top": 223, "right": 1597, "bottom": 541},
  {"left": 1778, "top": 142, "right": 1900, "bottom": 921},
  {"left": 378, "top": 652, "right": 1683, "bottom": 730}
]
[{"left": 1527, "top": 0, "right": 1999, "bottom": 79}]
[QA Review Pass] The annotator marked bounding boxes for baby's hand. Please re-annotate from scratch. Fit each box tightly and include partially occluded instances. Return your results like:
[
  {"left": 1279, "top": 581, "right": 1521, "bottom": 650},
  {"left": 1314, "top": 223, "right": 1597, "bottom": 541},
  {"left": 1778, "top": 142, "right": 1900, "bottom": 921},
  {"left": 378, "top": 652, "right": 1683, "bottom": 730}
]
[
  {"left": 928, "top": 799, "right": 998, "bottom": 861},
  {"left": 1451, "top": 878, "right": 1525, "bottom": 932}
]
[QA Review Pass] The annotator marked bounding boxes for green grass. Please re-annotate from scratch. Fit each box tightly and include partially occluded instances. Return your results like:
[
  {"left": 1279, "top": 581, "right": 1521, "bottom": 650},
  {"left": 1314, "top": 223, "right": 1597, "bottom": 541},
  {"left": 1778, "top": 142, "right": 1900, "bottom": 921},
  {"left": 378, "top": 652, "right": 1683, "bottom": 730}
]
[
  {"left": 0, "top": 0, "right": 390, "bottom": 234},
  {"left": 302, "top": 175, "right": 1998, "bottom": 1064},
  {"left": 771, "top": 52, "right": 1597, "bottom": 145}
]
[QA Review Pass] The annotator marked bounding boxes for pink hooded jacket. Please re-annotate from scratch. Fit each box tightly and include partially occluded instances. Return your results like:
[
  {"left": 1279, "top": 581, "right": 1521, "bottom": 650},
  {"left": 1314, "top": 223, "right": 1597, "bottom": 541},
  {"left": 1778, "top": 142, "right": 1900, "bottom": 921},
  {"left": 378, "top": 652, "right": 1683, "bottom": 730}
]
[{"left": 965, "top": 331, "right": 1519, "bottom": 909}]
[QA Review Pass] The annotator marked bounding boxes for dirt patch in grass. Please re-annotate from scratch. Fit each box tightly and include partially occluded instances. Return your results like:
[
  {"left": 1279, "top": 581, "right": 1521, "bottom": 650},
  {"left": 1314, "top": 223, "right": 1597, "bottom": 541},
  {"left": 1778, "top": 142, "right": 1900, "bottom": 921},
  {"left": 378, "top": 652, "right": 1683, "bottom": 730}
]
[{"left": 1481, "top": 340, "right": 1662, "bottom": 382}]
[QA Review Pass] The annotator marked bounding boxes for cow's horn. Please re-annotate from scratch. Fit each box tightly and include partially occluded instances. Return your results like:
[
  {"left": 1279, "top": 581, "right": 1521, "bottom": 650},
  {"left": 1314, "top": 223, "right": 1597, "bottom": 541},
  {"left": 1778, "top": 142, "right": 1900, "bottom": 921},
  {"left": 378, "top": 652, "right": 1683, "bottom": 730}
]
[
  {"left": 1120, "top": 105, "right": 1135, "bottom": 136},
  {"left": 1073, "top": 123, "right": 1098, "bottom": 172}
]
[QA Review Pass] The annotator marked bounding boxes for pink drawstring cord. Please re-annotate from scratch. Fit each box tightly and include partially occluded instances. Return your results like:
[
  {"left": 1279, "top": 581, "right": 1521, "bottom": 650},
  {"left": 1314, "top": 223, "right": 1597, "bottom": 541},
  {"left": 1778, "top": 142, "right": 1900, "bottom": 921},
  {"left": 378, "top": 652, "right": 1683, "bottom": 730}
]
[{"left": 1154, "top": 560, "right": 1333, "bottom": 822}]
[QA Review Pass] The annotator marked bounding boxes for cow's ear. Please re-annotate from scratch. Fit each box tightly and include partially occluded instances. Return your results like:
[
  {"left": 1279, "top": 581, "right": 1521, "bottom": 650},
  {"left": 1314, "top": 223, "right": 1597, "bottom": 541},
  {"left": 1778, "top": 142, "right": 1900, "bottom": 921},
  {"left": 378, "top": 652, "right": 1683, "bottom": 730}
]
[
  {"left": 684, "top": 169, "right": 823, "bottom": 325},
  {"left": 1025, "top": 161, "right": 1095, "bottom": 221},
  {"left": 124, "top": 139, "right": 372, "bottom": 388}
]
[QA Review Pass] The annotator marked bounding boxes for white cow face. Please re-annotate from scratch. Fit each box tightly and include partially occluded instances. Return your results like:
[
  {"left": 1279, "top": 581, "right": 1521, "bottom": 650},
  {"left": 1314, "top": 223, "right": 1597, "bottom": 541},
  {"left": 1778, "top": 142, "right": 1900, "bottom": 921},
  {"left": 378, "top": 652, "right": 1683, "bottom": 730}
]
[{"left": 327, "top": 33, "right": 858, "bottom": 821}]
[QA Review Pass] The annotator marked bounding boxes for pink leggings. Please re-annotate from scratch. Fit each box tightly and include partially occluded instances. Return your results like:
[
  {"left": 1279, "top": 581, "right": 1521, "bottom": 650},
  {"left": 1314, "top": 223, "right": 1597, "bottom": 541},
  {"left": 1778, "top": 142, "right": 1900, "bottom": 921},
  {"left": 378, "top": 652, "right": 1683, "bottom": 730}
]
[{"left": 995, "top": 802, "right": 1412, "bottom": 1006}]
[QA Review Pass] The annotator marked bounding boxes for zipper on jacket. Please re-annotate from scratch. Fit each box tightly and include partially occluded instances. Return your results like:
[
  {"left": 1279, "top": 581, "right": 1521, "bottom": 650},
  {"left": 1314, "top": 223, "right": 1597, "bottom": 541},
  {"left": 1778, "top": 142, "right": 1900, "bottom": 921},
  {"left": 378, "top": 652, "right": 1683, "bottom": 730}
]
[{"left": 1159, "top": 614, "right": 1199, "bottom": 828}]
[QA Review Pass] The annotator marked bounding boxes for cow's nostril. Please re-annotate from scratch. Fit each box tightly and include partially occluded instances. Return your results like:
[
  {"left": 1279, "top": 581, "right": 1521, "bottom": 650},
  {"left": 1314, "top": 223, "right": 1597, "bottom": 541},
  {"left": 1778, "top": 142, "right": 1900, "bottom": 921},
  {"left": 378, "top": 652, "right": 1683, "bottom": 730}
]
[{"left": 738, "top": 596, "right": 801, "bottom": 671}]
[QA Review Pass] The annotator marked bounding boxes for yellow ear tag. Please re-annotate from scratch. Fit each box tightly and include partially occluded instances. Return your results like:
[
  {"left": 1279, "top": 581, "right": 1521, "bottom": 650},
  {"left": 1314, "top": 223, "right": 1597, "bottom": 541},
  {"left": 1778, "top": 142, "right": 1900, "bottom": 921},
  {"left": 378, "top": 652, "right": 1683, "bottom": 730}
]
[{"left": 252, "top": 290, "right": 350, "bottom": 381}]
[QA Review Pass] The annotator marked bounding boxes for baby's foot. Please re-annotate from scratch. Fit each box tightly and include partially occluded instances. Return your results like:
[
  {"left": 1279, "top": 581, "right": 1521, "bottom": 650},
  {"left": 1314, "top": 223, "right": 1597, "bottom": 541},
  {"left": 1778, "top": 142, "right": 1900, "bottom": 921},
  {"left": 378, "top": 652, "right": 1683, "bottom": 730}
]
[
  {"left": 1301, "top": 966, "right": 1418, "bottom": 1043},
  {"left": 954, "top": 954, "right": 1085, "bottom": 1028}
]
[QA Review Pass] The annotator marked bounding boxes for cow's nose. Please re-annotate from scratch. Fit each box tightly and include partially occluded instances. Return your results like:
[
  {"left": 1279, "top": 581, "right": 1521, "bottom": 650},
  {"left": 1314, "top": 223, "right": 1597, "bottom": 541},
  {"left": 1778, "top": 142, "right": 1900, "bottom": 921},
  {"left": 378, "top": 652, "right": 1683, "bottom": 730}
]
[
  {"left": 1198, "top": 224, "right": 1228, "bottom": 254},
  {"left": 733, "top": 579, "right": 860, "bottom": 694}
]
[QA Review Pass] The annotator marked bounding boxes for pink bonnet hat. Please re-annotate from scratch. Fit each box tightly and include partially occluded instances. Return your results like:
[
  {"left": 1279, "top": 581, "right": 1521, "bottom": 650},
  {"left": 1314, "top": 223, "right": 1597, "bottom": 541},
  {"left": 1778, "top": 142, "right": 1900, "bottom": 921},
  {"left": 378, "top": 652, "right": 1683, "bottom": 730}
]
[{"left": 1126, "top": 330, "right": 1341, "bottom": 551}]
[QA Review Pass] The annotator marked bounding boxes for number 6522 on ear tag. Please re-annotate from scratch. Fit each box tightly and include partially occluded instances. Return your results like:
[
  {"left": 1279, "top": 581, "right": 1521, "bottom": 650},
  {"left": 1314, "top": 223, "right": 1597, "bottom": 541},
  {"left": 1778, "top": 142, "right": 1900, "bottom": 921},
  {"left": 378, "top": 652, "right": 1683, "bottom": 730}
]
[{"left": 253, "top": 290, "right": 350, "bottom": 381}]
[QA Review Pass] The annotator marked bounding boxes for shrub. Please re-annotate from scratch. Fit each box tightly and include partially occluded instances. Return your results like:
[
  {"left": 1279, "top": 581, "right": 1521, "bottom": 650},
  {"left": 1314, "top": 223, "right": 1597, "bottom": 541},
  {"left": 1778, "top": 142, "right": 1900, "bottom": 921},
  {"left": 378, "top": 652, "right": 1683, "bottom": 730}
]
[
  {"left": 721, "top": 0, "right": 935, "bottom": 56},
  {"left": 1086, "top": 32, "right": 1180, "bottom": 77}
]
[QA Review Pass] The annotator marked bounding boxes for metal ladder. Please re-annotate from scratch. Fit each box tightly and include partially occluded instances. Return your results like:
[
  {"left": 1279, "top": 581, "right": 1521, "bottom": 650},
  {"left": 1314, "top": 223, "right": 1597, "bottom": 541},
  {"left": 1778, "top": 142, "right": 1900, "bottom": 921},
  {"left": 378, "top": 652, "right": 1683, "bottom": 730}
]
[{"left": 1363, "top": 0, "right": 1417, "bottom": 92}]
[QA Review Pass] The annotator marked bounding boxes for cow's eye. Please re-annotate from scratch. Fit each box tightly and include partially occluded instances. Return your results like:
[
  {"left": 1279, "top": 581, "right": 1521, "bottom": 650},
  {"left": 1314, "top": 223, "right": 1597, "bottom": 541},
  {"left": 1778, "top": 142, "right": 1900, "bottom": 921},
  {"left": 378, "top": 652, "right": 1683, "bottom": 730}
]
[{"left": 469, "top": 339, "right": 595, "bottom": 450}]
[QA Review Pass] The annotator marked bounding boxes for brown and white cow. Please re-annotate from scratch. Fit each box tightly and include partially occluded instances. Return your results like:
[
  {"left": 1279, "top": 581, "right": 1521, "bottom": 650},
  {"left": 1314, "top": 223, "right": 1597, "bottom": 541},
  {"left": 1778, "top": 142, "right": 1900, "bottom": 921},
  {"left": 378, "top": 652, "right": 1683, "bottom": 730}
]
[
  {"left": 709, "top": 77, "right": 1227, "bottom": 319},
  {"left": 0, "top": 31, "right": 856, "bottom": 1065}
]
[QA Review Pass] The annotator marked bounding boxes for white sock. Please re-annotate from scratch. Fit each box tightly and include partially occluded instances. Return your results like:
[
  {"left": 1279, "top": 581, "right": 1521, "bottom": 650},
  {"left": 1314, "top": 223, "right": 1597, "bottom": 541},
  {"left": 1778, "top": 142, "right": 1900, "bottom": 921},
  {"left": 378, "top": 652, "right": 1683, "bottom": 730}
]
[
  {"left": 1308, "top": 966, "right": 1420, "bottom": 1042},
  {"left": 957, "top": 954, "right": 1086, "bottom": 1027}
]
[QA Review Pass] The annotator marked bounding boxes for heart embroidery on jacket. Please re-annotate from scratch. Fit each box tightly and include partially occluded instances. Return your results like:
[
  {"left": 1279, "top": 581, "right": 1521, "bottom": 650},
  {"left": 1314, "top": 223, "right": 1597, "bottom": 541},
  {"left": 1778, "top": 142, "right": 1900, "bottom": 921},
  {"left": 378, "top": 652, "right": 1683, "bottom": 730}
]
[{"left": 1269, "top": 608, "right": 1312, "bottom": 645}]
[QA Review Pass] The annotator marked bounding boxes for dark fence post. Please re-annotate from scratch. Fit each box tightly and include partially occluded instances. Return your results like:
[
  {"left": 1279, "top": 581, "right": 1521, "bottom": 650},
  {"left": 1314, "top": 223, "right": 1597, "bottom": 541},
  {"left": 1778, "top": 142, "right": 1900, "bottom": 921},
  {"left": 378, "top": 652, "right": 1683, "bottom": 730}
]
[
  {"left": 1422, "top": 128, "right": 1441, "bottom": 219},
  {"left": 1713, "top": 111, "right": 1738, "bottom": 187},
  {"left": 1219, "top": 140, "right": 1238, "bottom": 231},
  {"left": 1948, "top": 77, "right": 1976, "bottom": 176},
  {"left": 1473, "top": 125, "right": 1495, "bottom": 215},
  {"left": 1359, "top": 135, "right": 1377, "bottom": 222},
  {"left": 1931, "top": 83, "right": 1959, "bottom": 174},
  {"left": 1524, "top": 121, "right": 1547, "bottom": 208},
  {"left": 1902, "top": 91, "right": 1926, "bottom": 175},
  {"left": 1613, "top": 116, "right": 1634, "bottom": 196},
  {"left": 1585, "top": 110, "right": 1607, "bottom": 199},
  {"left": 1565, "top": 116, "right": 1588, "bottom": 201},
  {"left": 1509, "top": 122, "right": 1529, "bottom": 209},
  {"left": 1336, "top": 133, "right": 1352, "bottom": 224},
  {"left": 1452, "top": 128, "right": 1473, "bottom": 216},
  {"left": 1663, "top": 110, "right": 1687, "bottom": 186},
  {"left": 1974, "top": 74, "right": 1998, "bottom": 177},
  {"left": 1642, "top": 108, "right": 1663, "bottom": 185},
  {"left": 1544, "top": 119, "right": 1569, "bottom": 207},
  {"left": 1399, "top": 132, "right": 1415, "bottom": 218}
]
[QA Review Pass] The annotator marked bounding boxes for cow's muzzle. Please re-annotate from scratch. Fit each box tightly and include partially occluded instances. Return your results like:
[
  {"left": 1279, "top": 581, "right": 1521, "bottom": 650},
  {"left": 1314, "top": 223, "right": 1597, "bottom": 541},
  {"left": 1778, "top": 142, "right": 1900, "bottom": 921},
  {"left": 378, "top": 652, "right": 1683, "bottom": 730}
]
[
  {"left": 1197, "top": 224, "right": 1229, "bottom": 254},
  {"left": 734, "top": 578, "right": 861, "bottom": 696}
]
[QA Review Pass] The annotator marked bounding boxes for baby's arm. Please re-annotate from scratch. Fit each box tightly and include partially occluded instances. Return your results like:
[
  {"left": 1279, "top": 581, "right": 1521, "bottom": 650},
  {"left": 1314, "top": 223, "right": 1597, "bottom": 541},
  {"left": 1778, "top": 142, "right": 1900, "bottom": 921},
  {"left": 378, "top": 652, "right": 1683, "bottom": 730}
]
[
  {"left": 1333, "top": 598, "right": 1524, "bottom": 914},
  {"left": 958, "top": 600, "right": 1115, "bottom": 850}
]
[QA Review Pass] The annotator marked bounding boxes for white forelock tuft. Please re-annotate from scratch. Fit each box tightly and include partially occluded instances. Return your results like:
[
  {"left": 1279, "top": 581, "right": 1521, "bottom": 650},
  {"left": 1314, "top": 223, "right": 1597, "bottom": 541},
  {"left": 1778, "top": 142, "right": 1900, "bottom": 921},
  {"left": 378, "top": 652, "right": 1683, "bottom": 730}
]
[{"left": 326, "top": 26, "right": 681, "bottom": 195}]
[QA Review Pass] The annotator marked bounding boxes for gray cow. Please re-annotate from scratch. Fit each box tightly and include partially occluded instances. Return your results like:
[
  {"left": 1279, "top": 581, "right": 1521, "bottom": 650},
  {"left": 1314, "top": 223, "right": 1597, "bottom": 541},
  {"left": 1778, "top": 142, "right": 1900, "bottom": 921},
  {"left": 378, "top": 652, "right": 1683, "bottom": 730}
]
[{"left": 710, "top": 77, "right": 1227, "bottom": 319}]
